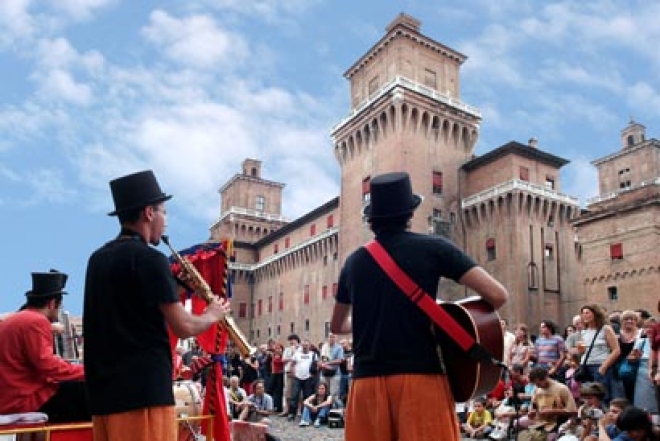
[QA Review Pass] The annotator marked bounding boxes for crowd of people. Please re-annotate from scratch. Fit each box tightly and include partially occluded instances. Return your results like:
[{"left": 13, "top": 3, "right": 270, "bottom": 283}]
[
  {"left": 458, "top": 306, "right": 660, "bottom": 440},
  {"left": 1, "top": 169, "right": 658, "bottom": 441},
  {"left": 173, "top": 332, "right": 353, "bottom": 429}
]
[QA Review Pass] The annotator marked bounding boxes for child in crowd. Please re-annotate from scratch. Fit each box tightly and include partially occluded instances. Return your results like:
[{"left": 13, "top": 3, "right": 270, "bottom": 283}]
[
  {"left": 462, "top": 398, "right": 493, "bottom": 439},
  {"left": 564, "top": 353, "right": 582, "bottom": 403}
]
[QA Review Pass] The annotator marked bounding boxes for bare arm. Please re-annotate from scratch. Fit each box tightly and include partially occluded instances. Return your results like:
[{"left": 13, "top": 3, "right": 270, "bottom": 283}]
[
  {"left": 458, "top": 266, "right": 509, "bottom": 310},
  {"left": 599, "top": 326, "right": 621, "bottom": 375},
  {"left": 330, "top": 302, "right": 352, "bottom": 334},
  {"left": 160, "top": 297, "right": 230, "bottom": 338}
]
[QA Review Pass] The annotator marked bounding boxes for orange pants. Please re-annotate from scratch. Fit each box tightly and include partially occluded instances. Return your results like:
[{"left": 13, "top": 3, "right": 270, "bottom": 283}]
[
  {"left": 345, "top": 374, "right": 461, "bottom": 441},
  {"left": 92, "top": 406, "right": 177, "bottom": 441}
]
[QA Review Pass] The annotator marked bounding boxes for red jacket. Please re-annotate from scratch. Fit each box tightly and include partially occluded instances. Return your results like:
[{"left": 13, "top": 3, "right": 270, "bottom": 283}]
[{"left": 0, "top": 309, "right": 84, "bottom": 414}]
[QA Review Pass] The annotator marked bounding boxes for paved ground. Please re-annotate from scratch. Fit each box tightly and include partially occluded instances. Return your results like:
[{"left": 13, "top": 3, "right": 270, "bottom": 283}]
[{"left": 265, "top": 415, "right": 474, "bottom": 440}]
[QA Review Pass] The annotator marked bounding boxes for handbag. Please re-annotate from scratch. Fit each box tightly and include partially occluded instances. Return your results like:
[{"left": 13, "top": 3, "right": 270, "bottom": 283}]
[
  {"left": 573, "top": 327, "right": 602, "bottom": 383},
  {"left": 617, "top": 338, "right": 645, "bottom": 381}
]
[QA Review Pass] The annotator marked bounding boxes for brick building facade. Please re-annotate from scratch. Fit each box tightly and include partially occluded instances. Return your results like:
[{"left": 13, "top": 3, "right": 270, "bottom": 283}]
[{"left": 208, "top": 14, "right": 659, "bottom": 345}]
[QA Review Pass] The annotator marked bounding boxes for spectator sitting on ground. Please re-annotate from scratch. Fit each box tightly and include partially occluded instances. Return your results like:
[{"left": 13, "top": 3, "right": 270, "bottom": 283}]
[
  {"left": 558, "top": 382, "right": 607, "bottom": 440},
  {"left": 490, "top": 387, "right": 519, "bottom": 440},
  {"left": 239, "top": 379, "right": 274, "bottom": 423},
  {"left": 227, "top": 375, "right": 248, "bottom": 420},
  {"left": 595, "top": 398, "right": 631, "bottom": 441},
  {"left": 299, "top": 381, "right": 334, "bottom": 428},
  {"left": 597, "top": 405, "right": 659, "bottom": 441},
  {"left": 462, "top": 398, "right": 493, "bottom": 439}
]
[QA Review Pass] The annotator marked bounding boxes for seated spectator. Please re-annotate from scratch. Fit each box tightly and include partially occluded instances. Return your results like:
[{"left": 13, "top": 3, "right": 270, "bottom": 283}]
[
  {"left": 239, "top": 379, "right": 274, "bottom": 423},
  {"left": 518, "top": 366, "right": 577, "bottom": 441},
  {"left": 227, "top": 375, "right": 248, "bottom": 420},
  {"left": 558, "top": 382, "right": 606, "bottom": 440},
  {"left": 491, "top": 387, "right": 519, "bottom": 440},
  {"left": 487, "top": 377, "right": 507, "bottom": 411},
  {"left": 299, "top": 381, "right": 334, "bottom": 428},
  {"left": 564, "top": 353, "right": 582, "bottom": 403},
  {"left": 596, "top": 398, "right": 631, "bottom": 441},
  {"left": 462, "top": 398, "right": 493, "bottom": 439},
  {"left": 597, "top": 405, "right": 658, "bottom": 441}
]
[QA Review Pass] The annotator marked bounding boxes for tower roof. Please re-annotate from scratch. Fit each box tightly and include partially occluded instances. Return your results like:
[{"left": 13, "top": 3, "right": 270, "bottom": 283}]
[{"left": 462, "top": 141, "right": 570, "bottom": 171}]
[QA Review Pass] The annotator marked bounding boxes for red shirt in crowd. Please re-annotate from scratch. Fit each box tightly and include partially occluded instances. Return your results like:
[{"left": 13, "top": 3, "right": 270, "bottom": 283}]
[
  {"left": 0, "top": 309, "right": 84, "bottom": 414},
  {"left": 271, "top": 353, "right": 284, "bottom": 374}
]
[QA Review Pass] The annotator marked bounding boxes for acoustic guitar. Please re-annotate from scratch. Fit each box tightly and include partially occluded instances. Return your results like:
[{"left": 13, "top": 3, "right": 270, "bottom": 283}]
[{"left": 435, "top": 296, "right": 504, "bottom": 403}]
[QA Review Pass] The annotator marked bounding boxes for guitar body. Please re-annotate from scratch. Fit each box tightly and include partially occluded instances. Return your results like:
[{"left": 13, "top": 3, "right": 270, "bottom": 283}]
[{"left": 435, "top": 296, "right": 504, "bottom": 402}]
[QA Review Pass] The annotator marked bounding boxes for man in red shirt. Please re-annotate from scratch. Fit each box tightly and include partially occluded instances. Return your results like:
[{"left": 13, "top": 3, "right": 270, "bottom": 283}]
[{"left": 0, "top": 270, "right": 88, "bottom": 422}]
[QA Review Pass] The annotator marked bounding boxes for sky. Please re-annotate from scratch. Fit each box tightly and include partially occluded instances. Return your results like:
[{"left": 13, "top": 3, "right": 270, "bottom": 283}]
[{"left": 1, "top": 0, "right": 659, "bottom": 316}]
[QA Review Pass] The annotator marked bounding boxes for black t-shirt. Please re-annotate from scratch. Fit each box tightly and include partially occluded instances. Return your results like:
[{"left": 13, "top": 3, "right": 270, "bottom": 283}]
[
  {"left": 336, "top": 230, "right": 477, "bottom": 379},
  {"left": 83, "top": 234, "right": 180, "bottom": 415}
]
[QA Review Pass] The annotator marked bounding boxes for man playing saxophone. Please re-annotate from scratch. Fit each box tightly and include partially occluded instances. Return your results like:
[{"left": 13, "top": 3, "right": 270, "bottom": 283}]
[{"left": 84, "top": 170, "right": 231, "bottom": 441}]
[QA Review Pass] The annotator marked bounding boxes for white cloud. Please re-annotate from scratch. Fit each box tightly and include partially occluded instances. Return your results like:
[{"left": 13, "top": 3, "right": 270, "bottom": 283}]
[
  {"left": 142, "top": 10, "right": 249, "bottom": 70},
  {"left": 47, "top": 0, "right": 116, "bottom": 21},
  {"left": 562, "top": 155, "right": 599, "bottom": 206},
  {"left": 0, "top": 0, "right": 35, "bottom": 47},
  {"left": 36, "top": 69, "right": 93, "bottom": 105}
]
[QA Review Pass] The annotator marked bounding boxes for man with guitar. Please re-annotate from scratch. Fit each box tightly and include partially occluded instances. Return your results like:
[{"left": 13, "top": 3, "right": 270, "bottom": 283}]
[{"left": 330, "top": 172, "right": 509, "bottom": 441}]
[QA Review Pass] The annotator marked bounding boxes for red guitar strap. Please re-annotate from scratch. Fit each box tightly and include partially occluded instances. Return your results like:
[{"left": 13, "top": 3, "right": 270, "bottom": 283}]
[{"left": 364, "top": 239, "right": 497, "bottom": 363}]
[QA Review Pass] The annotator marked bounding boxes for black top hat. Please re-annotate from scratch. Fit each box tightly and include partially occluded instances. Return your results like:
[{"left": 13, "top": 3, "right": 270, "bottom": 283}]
[
  {"left": 363, "top": 172, "right": 422, "bottom": 220},
  {"left": 108, "top": 170, "right": 172, "bottom": 216},
  {"left": 25, "top": 270, "right": 68, "bottom": 298}
]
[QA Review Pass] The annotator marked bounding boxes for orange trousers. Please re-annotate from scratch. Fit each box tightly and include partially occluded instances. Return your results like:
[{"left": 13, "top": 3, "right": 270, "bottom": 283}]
[
  {"left": 92, "top": 406, "right": 177, "bottom": 441},
  {"left": 345, "top": 374, "right": 461, "bottom": 441}
]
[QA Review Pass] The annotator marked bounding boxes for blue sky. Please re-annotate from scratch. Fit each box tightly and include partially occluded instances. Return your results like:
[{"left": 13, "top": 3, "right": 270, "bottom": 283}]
[{"left": 1, "top": 0, "right": 659, "bottom": 316}]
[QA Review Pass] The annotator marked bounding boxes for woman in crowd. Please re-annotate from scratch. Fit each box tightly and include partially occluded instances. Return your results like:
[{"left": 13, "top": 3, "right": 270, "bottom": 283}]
[
  {"left": 510, "top": 323, "right": 534, "bottom": 371},
  {"left": 268, "top": 343, "right": 285, "bottom": 414},
  {"left": 299, "top": 381, "right": 334, "bottom": 428},
  {"left": 579, "top": 304, "right": 621, "bottom": 404},
  {"left": 597, "top": 405, "right": 659, "bottom": 441},
  {"left": 613, "top": 310, "right": 642, "bottom": 401},
  {"left": 636, "top": 317, "right": 658, "bottom": 414}
]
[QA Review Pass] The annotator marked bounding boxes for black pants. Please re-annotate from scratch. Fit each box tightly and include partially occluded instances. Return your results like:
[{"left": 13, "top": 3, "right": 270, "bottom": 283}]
[{"left": 39, "top": 381, "right": 90, "bottom": 423}]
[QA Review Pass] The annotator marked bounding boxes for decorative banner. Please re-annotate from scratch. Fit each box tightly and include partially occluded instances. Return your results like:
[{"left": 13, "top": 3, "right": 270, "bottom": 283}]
[{"left": 167, "top": 240, "right": 233, "bottom": 441}]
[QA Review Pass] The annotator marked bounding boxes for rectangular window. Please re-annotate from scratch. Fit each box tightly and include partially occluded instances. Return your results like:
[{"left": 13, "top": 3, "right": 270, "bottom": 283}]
[
  {"left": 238, "top": 302, "right": 247, "bottom": 318},
  {"left": 290, "top": 322, "right": 295, "bottom": 334},
  {"left": 545, "top": 244, "right": 554, "bottom": 260},
  {"left": 276, "top": 325, "right": 281, "bottom": 336},
  {"left": 545, "top": 176, "right": 555, "bottom": 190},
  {"left": 362, "top": 177, "right": 371, "bottom": 202},
  {"left": 324, "top": 322, "right": 330, "bottom": 338},
  {"left": 278, "top": 292, "right": 283, "bottom": 311},
  {"left": 310, "top": 224, "right": 316, "bottom": 236},
  {"left": 323, "top": 255, "right": 328, "bottom": 266},
  {"left": 486, "top": 238, "right": 496, "bottom": 261},
  {"left": 327, "top": 214, "right": 334, "bottom": 228},
  {"left": 305, "top": 319, "right": 310, "bottom": 332},
  {"left": 519, "top": 166, "right": 529, "bottom": 181},
  {"left": 332, "top": 283, "right": 338, "bottom": 297},
  {"left": 273, "top": 243, "right": 278, "bottom": 254},
  {"left": 607, "top": 286, "right": 618, "bottom": 301},
  {"left": 368, "top": 76, "right": 379, "bottom": 95},
  {"left": 268, "top": 296, "right": 272, "bottom": 313},
  {"left": 424, "top": 68, "right": 437, "bottom": 89},
  {"left": 303, "top": 285, "right": 310, "bottom": 305},
  {"left": 432, "top": 171, "right": 443, "bottom": 195},
  {"left": 610, "top": 243, "right": 623, "bottom": 260},
  {"left": 257, "top": 299, "right": 262, "bottom": 316},
  {"left": 322, "top": 285, "right": 328, "bottom": 300},
  {"left": 284, "top": 237, "right": 290, "bottom": 248},
  {"left": 256, "top": 195, "right": 265, "bottom": 211}
]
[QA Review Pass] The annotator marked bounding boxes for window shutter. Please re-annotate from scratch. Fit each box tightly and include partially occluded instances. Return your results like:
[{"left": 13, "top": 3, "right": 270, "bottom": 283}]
[
  {"left": 610, "top": 243, "right": 623, "bottom": 259},
  {"left": 486, "top": 238, "right": 496, "bottom": 249}
]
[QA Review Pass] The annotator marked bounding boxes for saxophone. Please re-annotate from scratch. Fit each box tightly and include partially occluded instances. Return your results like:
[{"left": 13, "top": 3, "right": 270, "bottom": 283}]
[{"left": 162, "top": 235, "right": 256, "bottom": 358}]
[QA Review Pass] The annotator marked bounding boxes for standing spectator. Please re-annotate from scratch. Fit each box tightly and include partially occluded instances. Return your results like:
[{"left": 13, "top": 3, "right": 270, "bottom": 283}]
[
  {"left": 319, "top": 333, "right": 344, "bottom": 398},
  {"left": 510, "top": 323, "right": 534, "bottom": 371},
  {"left": 299, "top": 381, "right": 334, "bottom": 428},
  {"left": 182, "top": 340, "right": 202, "bottom": 366},
  {"left": 534, "top": 320, "right": 567, "bottom": 380},
  {"left": 241, "top": 354, "right": 259, "bottom": 395},
  {"left": 651, "top": 300, "right": 660, "bottom": 414},
  {"left": 502, "top": 319, "right": 516, "bottom": 367},
  {"left": 330, "top": 172, "right": 508, "bottom": 441},
  {"left": 579, "top": 304, "right": 621, "bottom": 404},
  {"left": 338, "top": 338, "right": 353, "bottom": 406},
  {"left": 613, "top": 310, "right": 642, "bottom": 401},
  {"left": 635, "top": 317, "right": 657, "bottom": 414},
  {"left": 287, "top": 339, "right": 317, "bottom": 422},
  {"left": 268, "top": 343, "right": 285, "bottom": 414},
  {"left": 83, "top": 170, "right": 230, "bottom": 441},
  {"left": 565, "top": 315, "right": 586, "bottom": 357},
  {"left": 280, "top": 334, "right": 300, "bottom": 417}
]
